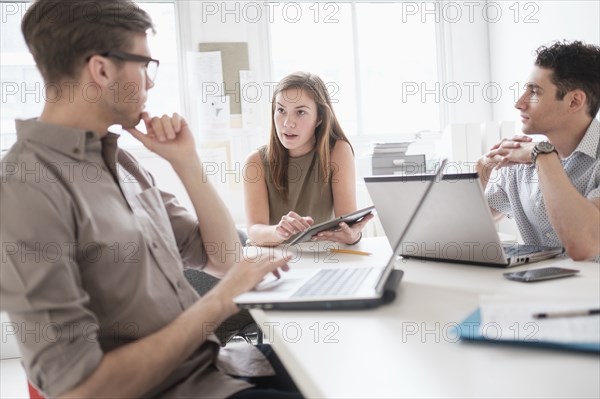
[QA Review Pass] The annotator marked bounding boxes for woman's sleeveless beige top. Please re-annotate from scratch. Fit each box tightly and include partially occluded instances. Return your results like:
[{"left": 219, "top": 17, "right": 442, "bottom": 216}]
[{"left": 259, "top": 146, "right": 334, "bottom": 228}]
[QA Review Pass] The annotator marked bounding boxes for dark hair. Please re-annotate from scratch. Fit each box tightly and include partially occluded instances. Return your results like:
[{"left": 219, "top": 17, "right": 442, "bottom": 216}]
[
  {"left": 22, "top": 0, "right": 155, "bottom": 83},
  {"left": 267, "top": 72, "right": 352, "bottom": 200},
  {"left": 535, "top": 40, "right": 600, "bottom": 118}
]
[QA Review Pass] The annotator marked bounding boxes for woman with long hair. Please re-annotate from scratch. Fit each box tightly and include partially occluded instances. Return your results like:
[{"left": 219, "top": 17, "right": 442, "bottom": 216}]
[{"left": 244, "top": 72, "right": 373, "bottom": 246}]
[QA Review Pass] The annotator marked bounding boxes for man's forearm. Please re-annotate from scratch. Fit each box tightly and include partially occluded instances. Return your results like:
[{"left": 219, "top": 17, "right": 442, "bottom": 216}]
[
  {"left": 477, "top": 156, "right": 504, "bottom": 221},
  {"left": 537, "top": 153, "right": 600, "bottom": 259},
  {"left": 171, "top": 155, "right": 241, "bottom": 270},
  {"left": 476, "top": 156, "right": 496, "bottom": 190},
  {"left": 60, "top": 295, "right": 234, "bottom": 398},
  {"left": 247, "top": 224, "right": 283, "bottom": 247}
]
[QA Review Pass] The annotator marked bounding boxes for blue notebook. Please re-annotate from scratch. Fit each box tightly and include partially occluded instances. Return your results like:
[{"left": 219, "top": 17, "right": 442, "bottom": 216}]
[{"left": 456, "top": 309, "right": 600, "bottom": 353}]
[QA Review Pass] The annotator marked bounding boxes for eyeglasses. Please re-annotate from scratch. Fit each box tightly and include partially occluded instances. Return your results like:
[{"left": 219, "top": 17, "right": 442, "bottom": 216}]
[{"left": 90, "top": 50, "right": 160, "bottom": 83}]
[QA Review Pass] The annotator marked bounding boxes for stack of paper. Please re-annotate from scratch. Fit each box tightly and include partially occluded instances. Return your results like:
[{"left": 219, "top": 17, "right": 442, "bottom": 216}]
[
  {"left": 372, "top": 142, "right": 412, "bottom": 154},
  {"left": 479, "top": 295, "right": 600, "bottom": 344},
  {"left": 456, "top": 295, "right": 600, "bottom": 352}
]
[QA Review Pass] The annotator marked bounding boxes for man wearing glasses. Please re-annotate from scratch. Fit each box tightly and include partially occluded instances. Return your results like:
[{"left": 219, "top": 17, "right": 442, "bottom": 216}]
[{"left": 0, "top": 1, "right": 301, "bottom": 398}]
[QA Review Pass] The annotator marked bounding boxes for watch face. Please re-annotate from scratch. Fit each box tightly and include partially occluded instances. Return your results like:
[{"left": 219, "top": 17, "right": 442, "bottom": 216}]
[{"left": 538, "top": 141, "right": 555, "bottom": 153}]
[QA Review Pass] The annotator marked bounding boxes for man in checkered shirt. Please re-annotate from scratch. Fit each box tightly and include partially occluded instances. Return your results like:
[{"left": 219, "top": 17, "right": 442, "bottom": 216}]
[{"left": 477, "top": 40, "right": 600, "bottom": 262}]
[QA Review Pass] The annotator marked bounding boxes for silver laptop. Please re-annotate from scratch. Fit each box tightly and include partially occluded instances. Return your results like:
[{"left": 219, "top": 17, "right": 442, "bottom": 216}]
[
  {"left": 234, "top": 161, "right": 448, "bottom": 310},
  {"left": 365, "top": 172, "right": 564, "bottom": 267}
]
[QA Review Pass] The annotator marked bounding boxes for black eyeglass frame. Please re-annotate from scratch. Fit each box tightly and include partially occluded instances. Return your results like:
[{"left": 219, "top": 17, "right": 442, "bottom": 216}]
[{"left": 87, "top": 50, "right": 160, "bottom": 81}]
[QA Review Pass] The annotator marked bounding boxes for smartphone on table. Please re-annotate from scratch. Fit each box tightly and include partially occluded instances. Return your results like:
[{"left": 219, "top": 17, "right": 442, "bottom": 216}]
[{"left": 503, "top": 267, "right": 580, "bottom": 282}]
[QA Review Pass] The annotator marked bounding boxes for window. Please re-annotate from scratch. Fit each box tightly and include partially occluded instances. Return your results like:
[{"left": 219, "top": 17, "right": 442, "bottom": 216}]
[
  {"left": 269, "top": 4, "right": 358, "bottom": 135},
  {"left": 0, "top": 1, "right": 181, "bottom": 151},
  {"left": 117, "top": 2, "right": 182, "bottom": 147},
  {"left": 0, "top": 2, "right": 43, "bottom": 152},
  {"left": 269, "top": 2, "right": 441, "bottom": 137}
]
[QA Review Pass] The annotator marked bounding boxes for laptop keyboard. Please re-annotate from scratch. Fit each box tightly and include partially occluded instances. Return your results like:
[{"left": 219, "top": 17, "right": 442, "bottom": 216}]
[
  {"left": 291, "top": 267, "right": 373, "bottom": 298},
  {"left": 503, "top": 244, "right": 559, "bottom": 257}
]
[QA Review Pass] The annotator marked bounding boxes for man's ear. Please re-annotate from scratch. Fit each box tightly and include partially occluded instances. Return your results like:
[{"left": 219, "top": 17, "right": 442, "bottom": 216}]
[
  {"left": 567, "top": 89, "right": 587, "bottom": 114},
  {"left": 86, "top": 55, "right": 114, "bottom": 87}
]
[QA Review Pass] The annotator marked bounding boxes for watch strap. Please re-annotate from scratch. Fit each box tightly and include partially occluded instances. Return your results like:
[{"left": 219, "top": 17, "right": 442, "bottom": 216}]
[{"left": 531, "top": 142, "right": 557, "bottom": 164}]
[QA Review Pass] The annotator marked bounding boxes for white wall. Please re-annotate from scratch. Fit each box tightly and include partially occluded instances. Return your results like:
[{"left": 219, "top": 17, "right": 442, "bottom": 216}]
[
  {"left": 442, "top": 1, "right": 494, "bottom": 125},
  {"left": 486, "top": 0, "right": 600, "bottom": 239},
  {"left": 184, "top": 1, "right": 273, "bottom": 134},
  {"left": 443, "top": 0, "right": 600, "bottom": 129},
  {"left": 176, "top": 1, "right": 496, "bottom": 226},
  {"left": 489, "top": 0, "right": 600, "bottom": 124},
  {"left": 168, "top": 2, "right": 276, "bottom": 225},
  {"left": 149, "top": 0, "right": 600, "bottom": 229}
]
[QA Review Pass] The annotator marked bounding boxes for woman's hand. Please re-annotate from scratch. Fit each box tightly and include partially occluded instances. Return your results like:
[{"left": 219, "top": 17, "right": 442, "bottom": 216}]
[
  {"left": 274, "top": 211, "right": 314, "bottom": 242},
  {"left": 312, "top": 213, "right": 375, "bottom": 245}
]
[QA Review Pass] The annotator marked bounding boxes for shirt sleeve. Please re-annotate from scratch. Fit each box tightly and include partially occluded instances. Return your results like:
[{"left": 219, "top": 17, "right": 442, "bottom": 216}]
[
  {"left": 118, "top": 149, "right": 208, "bottom": 270},
  {"left": 160, "top": 189, "right": 208, "bottom": 269},
  {"left": 0, "top": 180, "right": 103, "bottom": 397},
  {"left": 485, "top": 166, "right": 514, "bottom": 218},
  {"left": 588, "top": 188, "right": 600, "bottom": 199},
  {"left": 586, "top": 165, "right": 600, "bottom": 199}
]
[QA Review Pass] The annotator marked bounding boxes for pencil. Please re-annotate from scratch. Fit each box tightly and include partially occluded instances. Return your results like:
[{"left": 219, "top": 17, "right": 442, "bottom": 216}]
[
  {"left": 328, "top": 248, "right": 372, "bottom": 256},
  {"left": 533, "top": 308, "right": 600, "bottom": 319}
]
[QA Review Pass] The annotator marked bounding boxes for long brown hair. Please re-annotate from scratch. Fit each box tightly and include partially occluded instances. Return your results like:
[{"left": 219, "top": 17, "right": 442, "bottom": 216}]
[{"left": 267, "top": 72, "right": 352, "bottom": 200}]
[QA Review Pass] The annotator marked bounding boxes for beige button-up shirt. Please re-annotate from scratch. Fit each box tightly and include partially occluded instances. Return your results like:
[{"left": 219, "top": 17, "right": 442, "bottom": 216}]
[{"left": 0, "top": 119, "right": 252, "bottom": 397}]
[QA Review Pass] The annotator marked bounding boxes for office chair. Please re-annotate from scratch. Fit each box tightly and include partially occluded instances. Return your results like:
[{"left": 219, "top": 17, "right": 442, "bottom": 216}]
[{"left": 28, "top": 383, "right": 44, "bottom": 399}]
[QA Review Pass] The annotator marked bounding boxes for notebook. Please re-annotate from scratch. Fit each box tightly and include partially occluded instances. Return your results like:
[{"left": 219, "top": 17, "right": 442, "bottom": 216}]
[
  {"left": 234, "top": 160, "right": 448, "bottom": 310},
  {"left": 456, "top": 295, "right": 600, "bottom": 353},
  {"left": 365, "top": 172, "right": 564, "bottom": 267}
]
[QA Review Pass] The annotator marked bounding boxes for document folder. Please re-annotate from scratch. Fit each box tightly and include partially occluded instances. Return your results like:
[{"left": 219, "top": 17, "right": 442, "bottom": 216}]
[{"left": 456, "top": 309, "right": 600, "bottom": 353}]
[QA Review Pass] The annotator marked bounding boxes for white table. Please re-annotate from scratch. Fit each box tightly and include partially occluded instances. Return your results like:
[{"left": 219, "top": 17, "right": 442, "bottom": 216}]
[{"left": 250, "top": 238, "right": 600, "bottom": 398}]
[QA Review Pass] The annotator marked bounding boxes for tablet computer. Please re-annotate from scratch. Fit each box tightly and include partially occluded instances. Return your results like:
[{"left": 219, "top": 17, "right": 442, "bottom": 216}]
[{"left": 288, "top": 205, "right": 375, "bottom": 245}]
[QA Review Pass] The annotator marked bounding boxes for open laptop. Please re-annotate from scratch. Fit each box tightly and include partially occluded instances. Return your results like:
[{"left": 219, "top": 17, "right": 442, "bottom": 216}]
[
  {"left": 365, "top": 172, "right": 564, "bottom": 267},
  {"left": 234, "top": 160, "right": 448, "bottom": 310}
]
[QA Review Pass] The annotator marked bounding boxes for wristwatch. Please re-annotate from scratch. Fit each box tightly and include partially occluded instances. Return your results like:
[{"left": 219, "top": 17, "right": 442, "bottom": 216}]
[{"left": 531, "top": 141, "right": 558, "bottom": 164}]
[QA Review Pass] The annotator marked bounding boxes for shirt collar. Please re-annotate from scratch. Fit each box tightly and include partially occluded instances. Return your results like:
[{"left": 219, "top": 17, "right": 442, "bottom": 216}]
[
  {"left": 15, "top": 118, "right": 105, "bottom": 161},
  {"left": 572, "top": 118, "right": 600, "bottom": 159}
]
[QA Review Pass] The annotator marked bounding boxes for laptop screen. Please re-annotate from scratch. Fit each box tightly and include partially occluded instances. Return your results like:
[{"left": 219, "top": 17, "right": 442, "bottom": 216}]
[{"left": 374, "top": 159, "right": 448, "bottom": 292}]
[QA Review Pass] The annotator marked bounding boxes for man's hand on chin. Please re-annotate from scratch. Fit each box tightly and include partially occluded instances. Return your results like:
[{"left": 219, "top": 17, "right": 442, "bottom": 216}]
[{"left": 126, "top": 112, "right": 198, "bottom": 165}]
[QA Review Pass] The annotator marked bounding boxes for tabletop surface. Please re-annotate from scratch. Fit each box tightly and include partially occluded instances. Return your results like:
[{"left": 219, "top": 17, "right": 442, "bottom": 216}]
[{"left": 249, "top": 238, "right": 600, "bottom": 398}]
